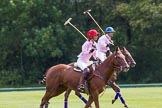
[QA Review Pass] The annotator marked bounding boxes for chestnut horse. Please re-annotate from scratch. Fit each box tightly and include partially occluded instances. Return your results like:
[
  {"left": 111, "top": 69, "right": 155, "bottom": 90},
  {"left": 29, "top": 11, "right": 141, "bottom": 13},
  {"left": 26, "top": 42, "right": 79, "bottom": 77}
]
[
  {"left": 63, "top": 47, "right": 136, "bottom": 108},
  {"left": 39, "top": 47, "right": 129, "bottom": 108}
]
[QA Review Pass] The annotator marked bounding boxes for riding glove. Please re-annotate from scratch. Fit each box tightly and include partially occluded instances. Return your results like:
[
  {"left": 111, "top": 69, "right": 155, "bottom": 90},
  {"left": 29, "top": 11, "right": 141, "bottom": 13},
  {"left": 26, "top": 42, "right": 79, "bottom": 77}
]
[
  {"left": 106, "top": 44, "right": 110, "bottom": 47},
  {"left": 89, "top": 49, "right": 95, "bottom": 53},
  {"left": 106, "top": 50, "right": 112, "bottom": 56}
]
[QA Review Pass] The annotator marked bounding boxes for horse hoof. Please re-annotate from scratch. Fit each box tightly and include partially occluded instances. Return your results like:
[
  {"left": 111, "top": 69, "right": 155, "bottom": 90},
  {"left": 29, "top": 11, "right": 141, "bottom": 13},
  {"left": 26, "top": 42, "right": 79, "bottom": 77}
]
[
  {"left": 39, "top": 106, "right": 43, "bottom": 108},
  {"left": 112, "top": 99, "right": 116, "bottom": 104},
  {"left": 124, "top": 105, "right": 129, "bottom": 108}
]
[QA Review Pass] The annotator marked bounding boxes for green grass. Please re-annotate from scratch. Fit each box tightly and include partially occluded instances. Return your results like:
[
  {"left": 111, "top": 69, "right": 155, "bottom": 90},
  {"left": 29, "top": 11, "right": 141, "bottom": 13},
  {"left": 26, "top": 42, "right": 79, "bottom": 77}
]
[{"left": 0, "top": 87, "right": 162, "bottom": 108}]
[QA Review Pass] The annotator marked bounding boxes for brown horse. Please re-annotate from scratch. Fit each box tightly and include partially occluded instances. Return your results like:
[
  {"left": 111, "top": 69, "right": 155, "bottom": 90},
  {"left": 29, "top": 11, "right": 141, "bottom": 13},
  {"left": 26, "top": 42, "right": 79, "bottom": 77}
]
[
  {"left": 110, "top": 47, "right": 136, "bottom": 107},
  {"left": 39, "top": 47, "right": 129, "bottom": 108},
  {"left": 63, "top": 47, "right": 136, "bottom": 108}
]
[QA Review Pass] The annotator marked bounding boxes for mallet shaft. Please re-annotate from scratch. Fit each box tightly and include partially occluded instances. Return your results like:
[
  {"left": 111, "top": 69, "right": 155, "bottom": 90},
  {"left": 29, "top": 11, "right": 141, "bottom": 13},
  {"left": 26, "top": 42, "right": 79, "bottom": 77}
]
[
  {"left": 87, "top": 12, "right": 105, "bottom": 35},
  {"left": 68, "top": 22, "right": 88, "bottom": 40}
]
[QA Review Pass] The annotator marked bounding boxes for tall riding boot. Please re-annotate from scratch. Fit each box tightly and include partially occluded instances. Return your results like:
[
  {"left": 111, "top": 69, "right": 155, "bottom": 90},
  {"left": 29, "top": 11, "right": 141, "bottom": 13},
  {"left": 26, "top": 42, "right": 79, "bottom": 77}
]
[{"left": 78, "top": 68, "right": 89, "bottom": 92}]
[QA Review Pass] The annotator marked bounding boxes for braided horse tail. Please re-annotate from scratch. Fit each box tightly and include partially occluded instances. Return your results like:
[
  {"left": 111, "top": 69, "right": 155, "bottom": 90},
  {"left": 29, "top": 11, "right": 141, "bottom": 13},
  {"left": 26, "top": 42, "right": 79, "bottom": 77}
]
[
  {"left": 39, "top": 74, "right": 46, "bottom": 84},
  {"left": 39, "top": 63, "right": 74, "bottom": 85}
]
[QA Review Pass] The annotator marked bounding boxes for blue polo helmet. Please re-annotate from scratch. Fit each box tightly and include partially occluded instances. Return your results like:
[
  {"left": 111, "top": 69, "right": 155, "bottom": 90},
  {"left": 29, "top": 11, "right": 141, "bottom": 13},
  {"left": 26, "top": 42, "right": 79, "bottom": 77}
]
[{"left": 105, "top": 27, "right": 115, "bottom": 33}]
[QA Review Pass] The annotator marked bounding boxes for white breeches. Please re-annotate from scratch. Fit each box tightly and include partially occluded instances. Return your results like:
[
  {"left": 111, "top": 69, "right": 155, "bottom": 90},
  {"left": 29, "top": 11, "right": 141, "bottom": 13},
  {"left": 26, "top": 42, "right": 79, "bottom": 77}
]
[
  {"left": 96, "top": 51, "right": 107, "bottom": 62},
  {"left": 77, "top": 59, "right": 93, "bottom": 70}
]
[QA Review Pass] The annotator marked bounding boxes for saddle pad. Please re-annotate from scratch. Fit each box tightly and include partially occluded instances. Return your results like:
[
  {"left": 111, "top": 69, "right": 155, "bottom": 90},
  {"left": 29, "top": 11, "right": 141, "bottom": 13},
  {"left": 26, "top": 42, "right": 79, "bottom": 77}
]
[{"left": 73, "top": 67, "right": 82, "bottom": 72}]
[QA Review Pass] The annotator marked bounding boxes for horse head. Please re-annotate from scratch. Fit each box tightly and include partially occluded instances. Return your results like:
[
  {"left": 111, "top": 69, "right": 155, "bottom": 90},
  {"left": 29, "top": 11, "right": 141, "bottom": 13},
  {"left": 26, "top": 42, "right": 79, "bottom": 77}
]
[
  {"left": 121, "top": 47, "right": 136, "bottom": 68},
  {"left": 96, "top": 46, "right": 129, "bottom": 83},
  {"left": 112, "top": 47, "right": 130, "bottom": 72},
  {"left": 100, "top": 46, "right": 129, "bottom": 74}
]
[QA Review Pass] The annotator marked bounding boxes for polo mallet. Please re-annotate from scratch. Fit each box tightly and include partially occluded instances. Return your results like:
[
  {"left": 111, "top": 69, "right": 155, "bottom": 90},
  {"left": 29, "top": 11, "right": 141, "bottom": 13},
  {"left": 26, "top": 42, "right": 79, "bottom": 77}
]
[
  {"left": 83, "top": 9, "right": 105, "bottom": 35},
  {"left": 83, "top": 9, "right": 114, "bottom": 45},
  {"left": 64, "top": 18, "right": 88, "bottom": 40}
]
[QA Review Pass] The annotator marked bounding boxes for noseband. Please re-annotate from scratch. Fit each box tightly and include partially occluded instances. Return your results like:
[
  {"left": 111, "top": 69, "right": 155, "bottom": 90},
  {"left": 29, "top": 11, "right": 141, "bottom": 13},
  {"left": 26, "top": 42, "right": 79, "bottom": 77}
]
[{"left": 114, "top": 53, "right": 128, "bottom": 72}]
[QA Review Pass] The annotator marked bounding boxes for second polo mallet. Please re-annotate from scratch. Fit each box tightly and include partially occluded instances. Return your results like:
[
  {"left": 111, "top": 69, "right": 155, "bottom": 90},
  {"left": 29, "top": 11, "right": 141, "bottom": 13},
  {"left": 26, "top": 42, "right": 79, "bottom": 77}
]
[
  {"left": 83, "top": 9, "right": 114, "bottom": 45},
  {"left": 83, "top": 9, "right": 105, "bottom": 35},
  {"left": 64, "top": 18, "right": 88, "bottom": 40}
]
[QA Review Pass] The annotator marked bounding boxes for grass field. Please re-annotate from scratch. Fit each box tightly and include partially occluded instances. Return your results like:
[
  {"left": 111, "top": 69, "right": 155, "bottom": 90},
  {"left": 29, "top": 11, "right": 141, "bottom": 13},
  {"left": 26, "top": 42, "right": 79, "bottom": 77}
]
[{"left": 0, "top": 87, "right": 162, "bottom": 108}]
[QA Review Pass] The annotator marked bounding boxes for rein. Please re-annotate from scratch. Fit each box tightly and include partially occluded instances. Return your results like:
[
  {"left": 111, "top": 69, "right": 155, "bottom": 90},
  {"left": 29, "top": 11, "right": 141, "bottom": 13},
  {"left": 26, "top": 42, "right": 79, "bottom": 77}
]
[
  {"left": 89, "top": 64, "right": 113, "bottom": 84},
  {"left": 87, "top": 66, "right": 108, "bottom": 85},
  {"left": 87, "top": 54, "right": 124, "bottom": 84},
  {"left": 121, "top": 50, "right": 135, "bottom": 67}
]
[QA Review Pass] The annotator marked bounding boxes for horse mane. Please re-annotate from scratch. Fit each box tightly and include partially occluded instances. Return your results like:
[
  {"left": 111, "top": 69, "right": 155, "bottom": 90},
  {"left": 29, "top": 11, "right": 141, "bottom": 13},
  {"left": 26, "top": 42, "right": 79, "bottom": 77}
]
[
  {"left": 92, "top": 47, "right": 124, "bottom": 82},
  {"left": 88, "top": 53, "right": 115, "bottom": 83}
]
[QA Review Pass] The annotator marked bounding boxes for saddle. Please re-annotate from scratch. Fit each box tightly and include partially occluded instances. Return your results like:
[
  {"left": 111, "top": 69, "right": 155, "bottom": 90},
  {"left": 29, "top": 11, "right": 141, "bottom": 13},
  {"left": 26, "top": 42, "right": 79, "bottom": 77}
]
[
  {"left": 73, "top": 63, "right": 82, "bottom": 72},
  {"left": 73, "top": 62, "right": 98, "bottom": 72},
  {"left": 69, "top": 62, "right": 96, "bottom": 94}
]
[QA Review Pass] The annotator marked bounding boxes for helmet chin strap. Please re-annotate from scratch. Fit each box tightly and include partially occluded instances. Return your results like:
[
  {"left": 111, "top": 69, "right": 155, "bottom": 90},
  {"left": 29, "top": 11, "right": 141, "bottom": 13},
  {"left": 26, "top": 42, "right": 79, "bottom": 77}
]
[{"left": 91, "top": 39, "right": 95, "bottom": 42}]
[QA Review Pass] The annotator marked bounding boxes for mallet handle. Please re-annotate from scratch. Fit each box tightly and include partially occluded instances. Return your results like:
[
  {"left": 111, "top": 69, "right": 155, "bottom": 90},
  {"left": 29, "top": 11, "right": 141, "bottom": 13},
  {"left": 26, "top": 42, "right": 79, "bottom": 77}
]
[
  {"left": 68, "top": 22, "right": 88, "bottom": 40},
  {"left": 87, "top": 12, "right": 105, "bottom": 35}
]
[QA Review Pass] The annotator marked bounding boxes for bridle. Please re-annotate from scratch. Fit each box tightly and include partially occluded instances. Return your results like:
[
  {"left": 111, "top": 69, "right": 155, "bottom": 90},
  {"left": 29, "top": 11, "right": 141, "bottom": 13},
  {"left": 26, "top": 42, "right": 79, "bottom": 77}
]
[
  {"left": 113, "top": 52, "right": 129, "bottom": 72},
  {"left": 121, "top": 50, "right": 136, "bottom": 68},
  {"left": 90, "top": 52, "right": 129, "bottom": 84}
]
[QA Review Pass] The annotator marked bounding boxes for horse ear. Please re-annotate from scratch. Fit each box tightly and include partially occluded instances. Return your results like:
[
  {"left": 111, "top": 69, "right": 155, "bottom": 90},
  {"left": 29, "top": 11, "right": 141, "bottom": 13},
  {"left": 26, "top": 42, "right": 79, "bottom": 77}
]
[
  {"left": 122, "top": 46, "right": 126, "bottom": 50},
  {"left": 116, "top": 46, "right": 120, "bottom": 52}
]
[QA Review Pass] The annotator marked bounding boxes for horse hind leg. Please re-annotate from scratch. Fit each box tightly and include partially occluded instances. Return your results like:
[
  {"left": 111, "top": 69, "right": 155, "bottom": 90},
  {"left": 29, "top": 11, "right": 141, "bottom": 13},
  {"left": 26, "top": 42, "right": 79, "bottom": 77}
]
[
  {"left": 64, "top": 89, "right": 87, "bottom": 108},
  {"left": 39, "top": 90, "right": 52, "bottom": 108},
  {"left": 39, "top": 102, "right": 49, "bottom": 108},
  {"left": 109, "top": 82, "right": 128, "bottom": 107},
  {"left": 75, "top": 91, "right": 88, "bottom": 104},
  {"left": 76, "top": 92, "right": 93, "bottom": 108},
  {"left": 84, "top": 95, "right": 94, "bottom": 108},
  {"left": 40, "top": 84, "right": 67, "bottom": 108},
  {"left": 64, "top": 88, "right": 72, "bottom": 108},
  {"left": 64, "top": 88, "right": 90, "bottom": 108}
]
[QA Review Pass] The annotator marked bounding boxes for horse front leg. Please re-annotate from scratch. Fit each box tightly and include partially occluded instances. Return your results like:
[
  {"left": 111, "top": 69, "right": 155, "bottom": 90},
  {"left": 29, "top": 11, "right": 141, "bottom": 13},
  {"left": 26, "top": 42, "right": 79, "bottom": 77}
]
[
  {"left": 84, "top": 95, "right": 94, "bottom": 108},
  {"left": 92, "top": 93, "right": 99, "bottom": 108},
  {"left": 109, "top": 82, "right": 128, "bottom": 108}
]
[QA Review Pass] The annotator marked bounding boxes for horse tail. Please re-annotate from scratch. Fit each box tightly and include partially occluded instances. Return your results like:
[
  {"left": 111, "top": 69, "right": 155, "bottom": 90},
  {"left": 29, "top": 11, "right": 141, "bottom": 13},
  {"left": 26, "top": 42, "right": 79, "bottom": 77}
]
[{"left": 39, "top": 74, "right": 46, "bottom": 85}]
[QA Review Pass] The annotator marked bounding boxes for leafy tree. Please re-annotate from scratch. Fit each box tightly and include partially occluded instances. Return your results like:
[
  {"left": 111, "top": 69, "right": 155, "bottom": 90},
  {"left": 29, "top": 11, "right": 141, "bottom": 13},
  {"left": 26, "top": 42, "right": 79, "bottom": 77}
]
[{"left": 0, "top": 0, "right": 162, "bottom": 87}]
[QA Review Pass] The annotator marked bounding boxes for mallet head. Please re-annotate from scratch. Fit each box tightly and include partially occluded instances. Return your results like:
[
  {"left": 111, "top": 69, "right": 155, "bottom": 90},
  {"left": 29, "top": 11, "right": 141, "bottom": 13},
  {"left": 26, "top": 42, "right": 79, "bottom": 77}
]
[
  {"left": 64, "top": 18, "right": 72, "bottom": 26},
  {"left": 83, "top": 9, "right": 91, "bottom": 14}
]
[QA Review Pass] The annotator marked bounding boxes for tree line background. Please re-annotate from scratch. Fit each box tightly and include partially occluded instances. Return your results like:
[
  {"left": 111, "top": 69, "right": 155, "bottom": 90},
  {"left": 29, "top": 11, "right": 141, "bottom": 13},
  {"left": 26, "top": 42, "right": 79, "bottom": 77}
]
[{"left": 0, "top": 0, "right": 162, "bottom": 87}]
